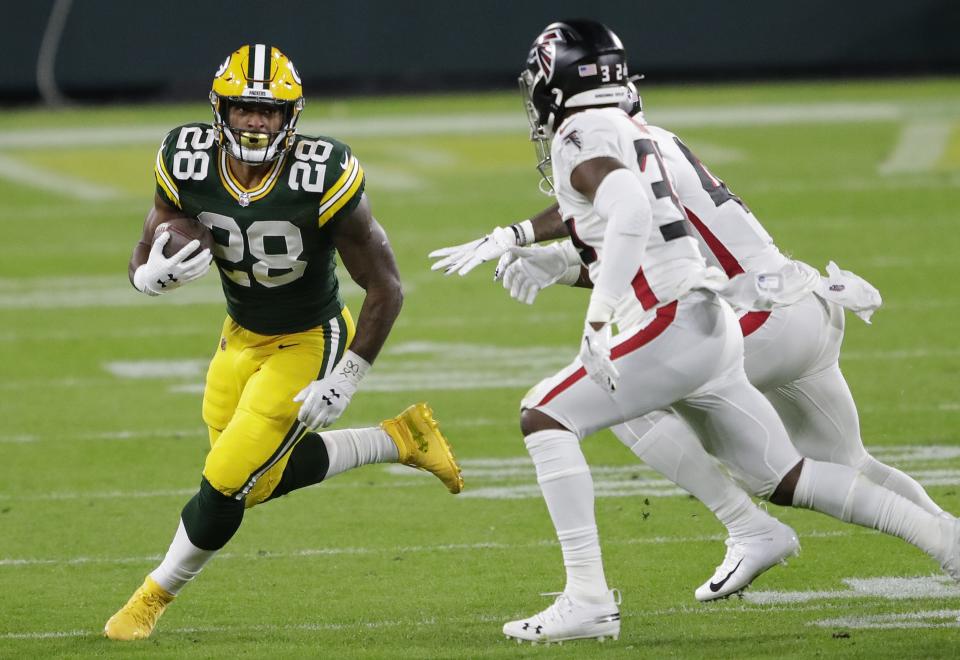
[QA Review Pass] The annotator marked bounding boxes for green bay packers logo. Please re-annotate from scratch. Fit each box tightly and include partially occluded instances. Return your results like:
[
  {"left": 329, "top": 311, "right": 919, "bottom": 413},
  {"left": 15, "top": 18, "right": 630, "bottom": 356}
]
[
  {"left": 214, "top": 56, "right": 230, "bottom": 78},
  {"left": 287, "top": 61, "right": 302, "bottom": 86}
]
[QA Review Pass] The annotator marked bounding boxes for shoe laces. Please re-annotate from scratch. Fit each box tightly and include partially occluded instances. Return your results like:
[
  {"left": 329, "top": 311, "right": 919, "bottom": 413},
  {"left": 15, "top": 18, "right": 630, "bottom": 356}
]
[
  {"left": 713, "top": 538, "right": 746, "bottom": 575},
  {"left": 531, "top": 593, "right": 576, "bottom": 625},
  {"left": 123, "top": 590, "right": 167, "bottom": 627}
]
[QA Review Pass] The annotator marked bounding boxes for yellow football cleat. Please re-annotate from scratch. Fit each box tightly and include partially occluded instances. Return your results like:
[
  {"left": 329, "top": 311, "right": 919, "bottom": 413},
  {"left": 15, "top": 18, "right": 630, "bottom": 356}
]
[
  {"left": 381, "top": 403, "right": 464, "bottom": 494},
  {"left": 104, "top": 576, "right": 175, "bottom": 641}
]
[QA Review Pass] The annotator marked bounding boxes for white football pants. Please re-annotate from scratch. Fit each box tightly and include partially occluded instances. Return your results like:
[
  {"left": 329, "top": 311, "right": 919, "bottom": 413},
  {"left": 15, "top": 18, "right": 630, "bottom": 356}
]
[
  {"left": 523, "top": 290, "right": 802, "bottom": 498},
  {"left": 614, "top": 292, "right": 942, "bottom": 514}
]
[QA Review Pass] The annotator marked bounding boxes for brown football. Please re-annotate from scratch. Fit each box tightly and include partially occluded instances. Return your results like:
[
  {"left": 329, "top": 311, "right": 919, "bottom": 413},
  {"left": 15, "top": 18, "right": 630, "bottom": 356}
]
[{"left": 154, "top": 216, "right": 215, "bottom": 259}]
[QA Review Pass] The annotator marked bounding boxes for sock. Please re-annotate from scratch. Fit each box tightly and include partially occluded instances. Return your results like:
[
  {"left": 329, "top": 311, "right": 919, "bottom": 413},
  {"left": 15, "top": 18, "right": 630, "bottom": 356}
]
[
  {"left": 616, "top": 414, "right": 776, "bottom": 539},
  {"left": 320, "top": 427, "right": 399, "bottom": 480},
  {"left": 150, "top": 519, "right": 217, "bottom": 595},
  {"left": 525, "top": 429, "right": 610, "bottom": 603},
  {"left": 792, "top": 459, "right": 947, "bottom": 560},
  {"left": 856, "top": 454, "right": 944, "bottom": 516}
]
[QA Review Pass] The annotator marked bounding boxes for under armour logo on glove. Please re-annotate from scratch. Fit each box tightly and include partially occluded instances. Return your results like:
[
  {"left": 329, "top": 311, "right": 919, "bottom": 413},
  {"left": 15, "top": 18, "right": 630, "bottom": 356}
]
[
  {"left": 133, "top": 230, "right": 212, "bottom": 297},
  {"left": 320, "top": 389, "right": 341, "bottom": 406},
  {"left": 157, "top": 273, "right": 179, "bottom": 288}
]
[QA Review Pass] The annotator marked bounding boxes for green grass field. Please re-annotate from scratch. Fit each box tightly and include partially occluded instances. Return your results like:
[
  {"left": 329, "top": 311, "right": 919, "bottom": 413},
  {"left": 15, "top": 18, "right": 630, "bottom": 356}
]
[{"left": 2, "top": 78, "right": 960, "bottom": 658}]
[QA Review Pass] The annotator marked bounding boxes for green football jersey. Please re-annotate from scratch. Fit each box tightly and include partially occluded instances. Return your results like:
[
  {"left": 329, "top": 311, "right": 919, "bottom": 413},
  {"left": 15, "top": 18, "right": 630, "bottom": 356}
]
[{"left": 154, "top": 123, "right": 365, "bottom": 335}]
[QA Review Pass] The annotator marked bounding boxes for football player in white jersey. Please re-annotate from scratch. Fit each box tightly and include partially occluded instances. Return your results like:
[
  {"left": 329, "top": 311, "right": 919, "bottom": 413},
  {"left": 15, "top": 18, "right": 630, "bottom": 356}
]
[
  {"left": 435, "top": 33, "right": 955, "bottom": 606},
  {"left": 430, "top": 20, "right": 960, "bottom": 644}
]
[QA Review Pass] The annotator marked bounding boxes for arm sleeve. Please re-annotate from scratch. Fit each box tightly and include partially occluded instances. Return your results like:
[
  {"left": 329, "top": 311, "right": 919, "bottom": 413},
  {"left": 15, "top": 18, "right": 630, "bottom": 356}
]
[{"left": 585, "top": 168, "right": 653, "bottom": 323}]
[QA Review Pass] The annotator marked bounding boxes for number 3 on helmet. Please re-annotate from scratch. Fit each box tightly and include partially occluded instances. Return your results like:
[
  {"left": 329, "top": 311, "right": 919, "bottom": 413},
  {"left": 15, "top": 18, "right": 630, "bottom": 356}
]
[{"left": 209, "top": 44, "right": 305, "bottom": 165}]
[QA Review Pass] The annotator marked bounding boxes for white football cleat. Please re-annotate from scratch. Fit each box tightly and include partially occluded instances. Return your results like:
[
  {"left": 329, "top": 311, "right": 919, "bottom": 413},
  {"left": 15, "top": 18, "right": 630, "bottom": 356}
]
[
  {"left": 503, "top": 590, "right": 621, "bottom": 643},
  {"left": 937, "top": 515, "right": 960, "bottom": 582},
  {"left": 695, "top": 521, "right": 800, "bottom": 602}
]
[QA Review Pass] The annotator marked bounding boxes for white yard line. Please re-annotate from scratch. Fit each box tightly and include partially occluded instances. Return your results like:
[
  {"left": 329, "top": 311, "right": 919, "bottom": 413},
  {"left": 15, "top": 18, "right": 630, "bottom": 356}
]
[
  {"left": 0, "top": 153, "right": 122, "bottom": 200},
  {"left": 4, "top": 600, "right": 951, "bottom": 640},
  {"left": 747, "top": 576, "right": 960, "bottom": 605},
  {"left": 0, "top": 101, "right": 930, "bottom": 153},
  {"left": 810, "top": 609, "right": 960, "bottom": 630},
  {"left": 878, "top": 121, "right": 952, "bottom": 175},
  {"left": 0, "top": 530, "right": 855, "bottom": 569}
]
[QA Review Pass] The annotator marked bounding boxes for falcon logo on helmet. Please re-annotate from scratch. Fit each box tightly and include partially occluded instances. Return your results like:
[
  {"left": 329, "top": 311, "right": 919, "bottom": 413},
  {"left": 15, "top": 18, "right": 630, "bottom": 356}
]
[
  {"left": 209, "top": 44, "right": 305, "bottom": 165},
  {"left": 518, "top": 19, "right": 639, "bottom": 194},
  {"left": 534, "top": 28, "right": 565, "bottom": 82}
]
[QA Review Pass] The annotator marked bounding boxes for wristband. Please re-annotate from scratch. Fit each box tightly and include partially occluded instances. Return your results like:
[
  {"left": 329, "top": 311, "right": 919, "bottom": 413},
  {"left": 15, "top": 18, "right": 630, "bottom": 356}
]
[
  {"left": 556, "top": 240, "right": 582, "bottom": 285},
  {"left": 335, "top": 349, "right": 371, "bottom": 386},
  {"left": 586, "top": 291, "right": 618, "bottom": 324},
  {"left": 510, "top": 219, "right": 535, "bottom": 246}
]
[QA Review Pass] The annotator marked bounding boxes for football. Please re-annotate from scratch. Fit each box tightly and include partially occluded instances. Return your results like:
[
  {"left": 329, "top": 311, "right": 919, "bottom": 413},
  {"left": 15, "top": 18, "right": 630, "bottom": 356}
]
[{"left": 154, "top": 215, "right": 215, "bottom": 259}]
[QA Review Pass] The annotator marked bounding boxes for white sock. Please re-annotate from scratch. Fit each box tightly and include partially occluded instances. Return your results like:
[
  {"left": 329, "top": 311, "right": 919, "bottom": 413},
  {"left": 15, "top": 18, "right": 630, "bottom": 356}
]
[
  {"left": 792, "top": 459, "right": 947, "bottom": 560},
  {"left": 525, "top": 429, "right": 610, "bottom": 603},
  {"left": 320, "top": 427, "right": 399, "bottom": 480},
  {"left": 856, "top": 454, "right": 944, "bottom": 516},
  {"left": 149, "top": 519, "right": 217, "bottom": 595},
  {"left": 616, "top": 414, "right": 776, "bottom": 539}
]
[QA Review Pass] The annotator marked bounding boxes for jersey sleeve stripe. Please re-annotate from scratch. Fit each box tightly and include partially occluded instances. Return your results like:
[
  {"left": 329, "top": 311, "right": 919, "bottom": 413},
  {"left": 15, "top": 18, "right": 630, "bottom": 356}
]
[
  {"left": 318, "top": 157, "right": 364, "bottom": 226},
  {"left": 154, "top": 146, "right": 181, "bottom": 208}
]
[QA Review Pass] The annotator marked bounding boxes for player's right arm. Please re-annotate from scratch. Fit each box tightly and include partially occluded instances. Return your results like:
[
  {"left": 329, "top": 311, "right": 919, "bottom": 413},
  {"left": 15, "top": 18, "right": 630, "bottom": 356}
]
[
  {"left": 127, "top": 193, "right": 188, "bottom": 284},
  {"left": 127, "top": 192, "right": 212, "bottom": 296},
  {"left": 128, "top": 130, "right": 213, "bottom": 296},
  {"left": 427, "top": 203, "right": 571, "bottom": 276}
]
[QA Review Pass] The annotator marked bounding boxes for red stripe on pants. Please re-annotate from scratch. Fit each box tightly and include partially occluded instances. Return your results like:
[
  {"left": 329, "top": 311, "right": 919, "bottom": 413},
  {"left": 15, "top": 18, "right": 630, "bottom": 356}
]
[
  {"left": 537, "top": 302, "right": 679, "bottom": 407},
  {"left": 739, "top": 310, "right": 771, "bottom": 337}
]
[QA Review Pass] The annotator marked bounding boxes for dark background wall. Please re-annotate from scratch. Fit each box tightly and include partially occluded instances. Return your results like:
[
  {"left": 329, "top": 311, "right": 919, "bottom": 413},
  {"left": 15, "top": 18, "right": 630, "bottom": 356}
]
[{"left": 5, "top": 0, "right": 959, "bottom": 102}]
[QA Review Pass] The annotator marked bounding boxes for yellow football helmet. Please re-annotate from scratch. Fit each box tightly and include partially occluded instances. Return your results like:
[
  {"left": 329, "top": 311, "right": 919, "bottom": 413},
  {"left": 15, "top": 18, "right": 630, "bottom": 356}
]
[{"left": 209, "top": 44, "right": 305, "bottom": 164}]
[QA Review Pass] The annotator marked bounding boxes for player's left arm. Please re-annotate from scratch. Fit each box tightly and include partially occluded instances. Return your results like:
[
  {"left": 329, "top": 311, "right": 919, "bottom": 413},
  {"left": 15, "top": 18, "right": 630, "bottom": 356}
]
[
  {"left": 571, "top": 155, "right": 652, "bottom": 325},
  {"left": 332, "top": 193, "right": 403, "bottom": 363},
  {"left": 570, "top": 155, "right": 653, "bottom": 392},
  {"left": 294, "top": 193, "right": 402, "bottom": 430}
]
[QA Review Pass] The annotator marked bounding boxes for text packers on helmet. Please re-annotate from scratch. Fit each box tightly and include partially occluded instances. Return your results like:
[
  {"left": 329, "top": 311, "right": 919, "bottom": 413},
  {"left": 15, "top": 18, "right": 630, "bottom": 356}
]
[
  {"left": 210, "top": 44, "right": 305, "bottom": 164},
  {"left": 519, "top": 20, "right": 637, "bottom": 193}
]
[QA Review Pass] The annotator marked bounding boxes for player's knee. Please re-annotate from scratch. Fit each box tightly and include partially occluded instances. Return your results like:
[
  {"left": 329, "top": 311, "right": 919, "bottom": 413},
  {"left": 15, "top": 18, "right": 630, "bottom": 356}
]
[
  {"left": 520, "top": 408, "right": 568, "bottom": 436},
  {"left": 769, "top": 458, "right": 804, "bottom": 505},
  {"left": 180, "top": 477, "right": 245, "bottom": 551}
]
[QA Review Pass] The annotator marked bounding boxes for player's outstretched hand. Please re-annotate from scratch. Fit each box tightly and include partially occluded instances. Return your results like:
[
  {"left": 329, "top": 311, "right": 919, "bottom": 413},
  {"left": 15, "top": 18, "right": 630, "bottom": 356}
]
[
  {"left": 133, "top": 232, "right": 212, "bottom": 296},
  {"left": 579, "top": 322, "right": 619, "bottom": 393},
  {"left": 495, "top": 244, "right": 576, "bottom": 305},
  {"left": 428, "top": 225, "right": 528, "bottom": 276}
]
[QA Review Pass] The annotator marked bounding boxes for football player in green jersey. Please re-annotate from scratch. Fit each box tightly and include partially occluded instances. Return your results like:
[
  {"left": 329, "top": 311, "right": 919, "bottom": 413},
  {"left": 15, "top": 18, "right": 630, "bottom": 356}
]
[{"left": 105, "top": 44, "right": 463, "bottom": 641}]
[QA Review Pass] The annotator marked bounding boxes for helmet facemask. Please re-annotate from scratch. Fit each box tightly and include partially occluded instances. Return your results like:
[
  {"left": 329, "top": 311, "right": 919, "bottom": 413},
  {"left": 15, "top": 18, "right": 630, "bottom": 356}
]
[
  {"left": 210, "top": 94, "right": 303, "bottom": 165},
  {"left": 518, "top": 66, "right": 557, "bottom": 195}
]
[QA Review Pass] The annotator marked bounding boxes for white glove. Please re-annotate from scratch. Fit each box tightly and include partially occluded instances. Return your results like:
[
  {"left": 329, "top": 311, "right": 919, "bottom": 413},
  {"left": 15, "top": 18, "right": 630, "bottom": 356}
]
[
  {"left": 816, "top": 260, "right": 883, "bottom": 324},
  {"left": 294, "top": 350, "right": 370, "bottom": 429},
  {"left": 428, "top": 220, "right": 534, "bottom": 276},
  {"left": 133, "top": 231, "right": 212, "bottom": 296},
  {"left": 494, "top": 243, "right": 582, "bottom": 304},
  {"left": 579, "top": 322, "right": 620, "bottom": 393}
]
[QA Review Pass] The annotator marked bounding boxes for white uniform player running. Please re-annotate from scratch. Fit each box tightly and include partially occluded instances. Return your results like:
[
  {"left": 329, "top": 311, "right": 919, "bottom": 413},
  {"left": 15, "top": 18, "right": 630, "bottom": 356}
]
[
  {"left": 430, "top": 19, "right": 960, "bottom": 644},
  {"left": 481, "top": 115, "right": 954, "bottom": 603}
]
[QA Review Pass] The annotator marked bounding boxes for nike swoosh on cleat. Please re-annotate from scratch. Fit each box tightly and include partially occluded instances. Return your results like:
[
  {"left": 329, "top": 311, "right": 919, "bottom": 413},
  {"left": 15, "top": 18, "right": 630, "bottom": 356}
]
[{"left": 709, "top": 558, "right": 744, "bottom": 592}]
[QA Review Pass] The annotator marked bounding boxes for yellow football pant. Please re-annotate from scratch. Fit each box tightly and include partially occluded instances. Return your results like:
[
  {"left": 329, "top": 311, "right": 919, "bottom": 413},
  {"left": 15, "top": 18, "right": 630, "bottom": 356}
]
[{"left": 201, "top": 309, "right": 355, "bottom": 507}]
